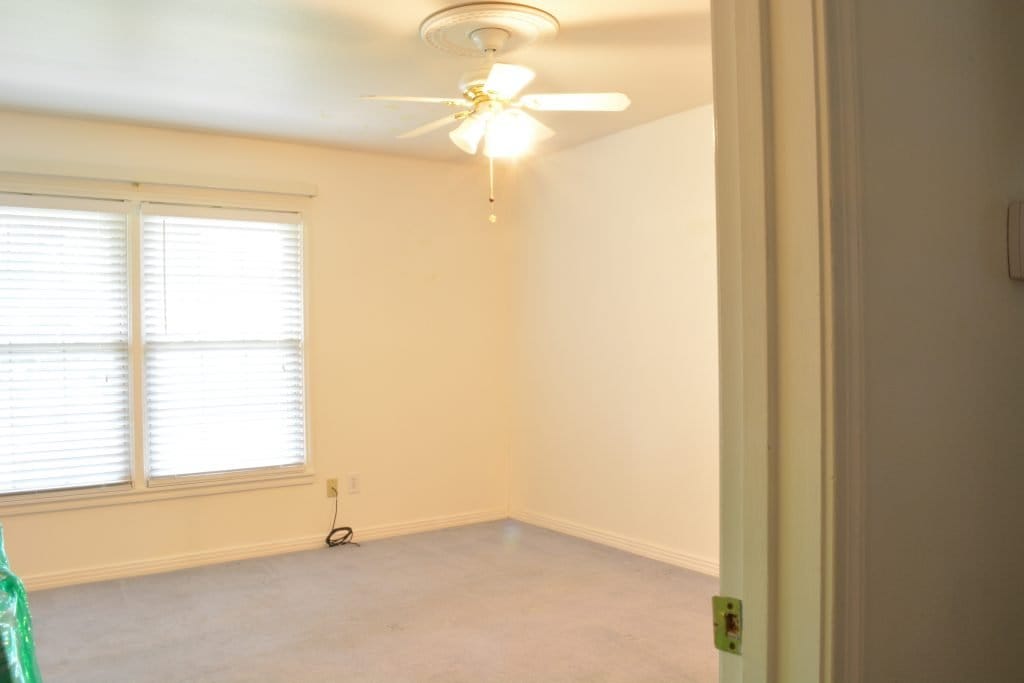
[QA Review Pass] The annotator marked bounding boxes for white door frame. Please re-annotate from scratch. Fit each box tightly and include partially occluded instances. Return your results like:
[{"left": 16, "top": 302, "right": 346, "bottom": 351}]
[
  {"left": 711, "top": 1, "right": 774, "bottom": 680},
  {"left": 711, "top": 1, "right": 865, "bottom": 681}
]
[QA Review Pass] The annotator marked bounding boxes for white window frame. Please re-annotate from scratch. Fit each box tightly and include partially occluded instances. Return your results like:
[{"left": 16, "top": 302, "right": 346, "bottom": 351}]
[{"left": 0, "top": 175, "right": 315, "bottom": 516}]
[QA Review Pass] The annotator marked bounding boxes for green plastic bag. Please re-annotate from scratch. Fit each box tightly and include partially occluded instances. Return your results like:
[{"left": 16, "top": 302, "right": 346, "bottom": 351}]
[{"left": 0, "top": 524, "right": 41, "bottom": 683}]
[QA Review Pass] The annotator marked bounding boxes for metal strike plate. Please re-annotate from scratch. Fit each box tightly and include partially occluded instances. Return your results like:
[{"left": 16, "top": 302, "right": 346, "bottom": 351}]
[
  {"left": 1009, "top": 201, "right": 1024, "bottom": 280},
  {"left": 712, "top": 595, "right": 743, "bottom": 654}
]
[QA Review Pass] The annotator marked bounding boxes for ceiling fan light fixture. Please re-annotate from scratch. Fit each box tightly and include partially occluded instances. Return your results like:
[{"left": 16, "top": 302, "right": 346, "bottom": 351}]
[
  {"left": 450, "top": 114, "right": 489, "bottom": 155},
  {"left": 483, "top": 109, "right": 535, "bottom": 159},
  {"left": 366, "top": 2, "right": 629, "bottom": 220}
]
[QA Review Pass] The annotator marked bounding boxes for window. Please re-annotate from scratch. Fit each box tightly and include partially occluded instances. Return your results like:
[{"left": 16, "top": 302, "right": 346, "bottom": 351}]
[
  {"left": 0, "top": 195, "right": 307, "bottom": 498},
  {"left": 0, "top": 197, "right": 131, "bottom": 495},
  {"left": 141, "top": 205, "right": 306, "bottom": 480}
]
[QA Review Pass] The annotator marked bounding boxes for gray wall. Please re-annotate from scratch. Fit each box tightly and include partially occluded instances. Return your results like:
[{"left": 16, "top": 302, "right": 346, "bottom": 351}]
[{"left": 856, "top": 2, "right": 1024, "bottom": 679}]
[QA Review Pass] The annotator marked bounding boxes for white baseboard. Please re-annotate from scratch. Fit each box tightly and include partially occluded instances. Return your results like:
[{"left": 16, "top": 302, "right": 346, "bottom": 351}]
[
  {"left": 23, "top": 534, "right": 323, "bottom": 592},
  {"left": 23, "top": 507, "right": 507, "bottom": 591},
  {"left": 511, "top": 509, "right": 719, "bottom": 577},
  {"left": 22, "top": 508, "right": 714, "bottom": 590},
  {"left": 357, "top": 507, "right": 507, "bottom": 543}
]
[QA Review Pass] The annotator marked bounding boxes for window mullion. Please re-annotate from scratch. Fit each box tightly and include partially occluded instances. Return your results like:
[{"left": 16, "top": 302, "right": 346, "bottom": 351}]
[{"left": 127, "top": 201, "right": 146, "bottom": 490}]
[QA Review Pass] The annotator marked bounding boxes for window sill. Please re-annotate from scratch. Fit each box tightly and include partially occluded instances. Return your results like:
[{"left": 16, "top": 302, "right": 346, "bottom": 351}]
[{"left": 0, "top": 469, "right": 315, "bottom": 517}]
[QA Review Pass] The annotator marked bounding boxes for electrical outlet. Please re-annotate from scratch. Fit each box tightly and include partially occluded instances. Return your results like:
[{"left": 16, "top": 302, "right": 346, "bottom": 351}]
[
  {"left": 347, "top": 473, "right": 360, "bottom": 495},
  {"left": 326, "top": 478, "right": 338, "bottom": 498}
]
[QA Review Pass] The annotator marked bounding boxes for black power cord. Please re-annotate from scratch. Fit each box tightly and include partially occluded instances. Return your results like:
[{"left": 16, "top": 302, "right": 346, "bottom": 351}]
[{"left": 325, "top": 496, "right": 359, "bottom": 548}]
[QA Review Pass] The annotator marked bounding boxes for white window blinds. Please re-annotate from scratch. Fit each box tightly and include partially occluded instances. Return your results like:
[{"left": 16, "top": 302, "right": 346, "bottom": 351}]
[
  {"left": 0, "top": 197, "right": 131, "bottom": 495},
  {"left": 141, "top": 205, "right": 306, "bottom": 479}
]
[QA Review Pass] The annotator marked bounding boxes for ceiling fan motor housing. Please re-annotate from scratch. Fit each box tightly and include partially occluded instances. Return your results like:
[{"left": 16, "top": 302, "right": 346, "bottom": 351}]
[{"left": 459, "top": 69, "right": 494, "bottom": 93}]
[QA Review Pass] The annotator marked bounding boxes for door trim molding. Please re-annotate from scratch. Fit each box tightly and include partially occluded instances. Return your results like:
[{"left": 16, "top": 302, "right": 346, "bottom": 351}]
[
  {"left": 711, "top": 0, "right": 776, "bottom": 680},
  {"left": 819, "top": 1, "right": 867, "bottom": 681},
  {"left": 713, "top": 0, "right": 866, "bottom": 680}
]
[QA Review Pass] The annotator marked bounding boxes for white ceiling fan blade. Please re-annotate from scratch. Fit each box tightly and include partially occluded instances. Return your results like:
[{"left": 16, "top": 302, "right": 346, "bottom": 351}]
[
  {"left": 397, "top": 114, "right": 462, "bottom": 139},
  {"left": 449, "top": 115, "right": 488, "bottom": 155},
  {"left": 362, "top": 95, "right": 471, "bottom": 107},
  {"left": 483, "top": 110, "right": 555, "bottom": 159},
  {"left": 518, "top": 92, "right": 631, "bottom": 112},
  {"left": 483, "top": 63, "right": 536, "bottom": 100}
]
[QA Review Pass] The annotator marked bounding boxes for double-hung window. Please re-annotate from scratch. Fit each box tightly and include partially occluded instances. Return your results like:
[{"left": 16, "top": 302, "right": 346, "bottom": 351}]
[
  {"left": 141, "top": 205, "right": 306, "bottom": 481},
  {"left": 0, "top": 194, "right": 307, "bottom": 499},
  {"left": 0, "top": 197, "right": 131, "bottom": 495}
]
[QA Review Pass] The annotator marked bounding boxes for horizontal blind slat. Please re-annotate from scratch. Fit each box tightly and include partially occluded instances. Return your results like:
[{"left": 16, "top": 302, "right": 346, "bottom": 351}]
[
  {"left": 145, "top": 346, "right": 306, "bottom": 478},
  {"left": 0, "top": 204, "right": 128, "bottom": 347},
  {"left": 142, "top": 212, "right": 302, "bottom": 344},
  {"left": 1, "top": 347, "right": 130, "bottom": 495}
]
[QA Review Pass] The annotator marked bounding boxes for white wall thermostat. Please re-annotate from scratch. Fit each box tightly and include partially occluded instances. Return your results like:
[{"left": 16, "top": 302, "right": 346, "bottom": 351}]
[{"left": 1009, "top": 201, "right": 1024, "bottom": 281}]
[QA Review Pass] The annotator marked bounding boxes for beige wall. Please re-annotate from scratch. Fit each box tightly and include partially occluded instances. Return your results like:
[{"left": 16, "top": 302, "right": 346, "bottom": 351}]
[
  {"left": 509, "top": 107, "right": 719, "bottom": 573},
  {"left": 0, "top": 107, "right": 719, "bottom": 587},
  {"left": 855, "top": 2, "right": 1024, "bottom": 680},
  {"left": 0, "top": 111, "right": 513, "bottom": 582}
]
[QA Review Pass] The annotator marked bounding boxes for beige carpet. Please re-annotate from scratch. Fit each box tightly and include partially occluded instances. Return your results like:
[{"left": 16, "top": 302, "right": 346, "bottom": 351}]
[{"left": 28, "top": 521, "right": 718, "bottom": 682}]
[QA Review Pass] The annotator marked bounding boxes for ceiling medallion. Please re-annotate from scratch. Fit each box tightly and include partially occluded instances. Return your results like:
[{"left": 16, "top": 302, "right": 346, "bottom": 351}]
[{"left": 419, "top": 3, "right": 560, "bottom": 57}]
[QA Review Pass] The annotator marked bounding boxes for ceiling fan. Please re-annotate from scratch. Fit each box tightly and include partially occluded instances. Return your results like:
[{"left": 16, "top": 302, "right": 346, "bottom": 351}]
[{"left": 362, "top": 3, "right": 631, "bottom": 160}]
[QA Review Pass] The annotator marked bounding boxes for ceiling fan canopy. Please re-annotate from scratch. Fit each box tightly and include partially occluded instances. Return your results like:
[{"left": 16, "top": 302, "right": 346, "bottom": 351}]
[{"left": 362, "top": 2, "right": 632, "bottom": 159}]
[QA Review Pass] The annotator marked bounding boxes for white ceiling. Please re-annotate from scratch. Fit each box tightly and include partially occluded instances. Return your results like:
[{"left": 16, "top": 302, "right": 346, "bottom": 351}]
[{"left": 0, "top": 0, "right": 712, "bottom": 161}]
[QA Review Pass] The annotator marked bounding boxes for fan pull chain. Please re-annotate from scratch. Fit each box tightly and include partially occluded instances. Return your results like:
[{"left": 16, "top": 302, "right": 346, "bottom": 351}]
[{"left": 488, "top": 155, "right": 497, "bottom": 223}]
